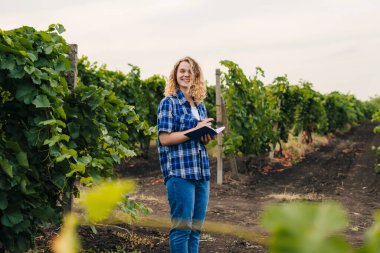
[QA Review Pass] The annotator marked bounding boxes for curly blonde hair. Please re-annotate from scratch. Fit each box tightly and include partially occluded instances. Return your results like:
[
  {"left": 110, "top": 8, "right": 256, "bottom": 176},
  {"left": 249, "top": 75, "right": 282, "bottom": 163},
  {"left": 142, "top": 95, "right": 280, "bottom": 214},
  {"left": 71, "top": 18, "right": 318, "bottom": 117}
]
[{"left": 164, "top": 56, "right": 207, "bottom": 102}]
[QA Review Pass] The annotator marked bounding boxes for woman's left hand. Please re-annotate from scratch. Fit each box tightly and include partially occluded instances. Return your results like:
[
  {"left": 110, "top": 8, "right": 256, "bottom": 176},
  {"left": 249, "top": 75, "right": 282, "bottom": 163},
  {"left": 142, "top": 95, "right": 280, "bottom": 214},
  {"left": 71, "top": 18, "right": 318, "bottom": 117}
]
[{"left": 200, "top": 134, "right": 213, "bottom": 145}]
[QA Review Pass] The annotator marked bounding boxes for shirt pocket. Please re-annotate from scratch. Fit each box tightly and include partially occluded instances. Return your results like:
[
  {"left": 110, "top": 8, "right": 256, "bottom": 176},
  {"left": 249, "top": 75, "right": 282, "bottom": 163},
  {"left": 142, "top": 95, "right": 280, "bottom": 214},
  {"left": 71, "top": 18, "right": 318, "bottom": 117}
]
[{"left": 175, "top": 113, "right": 197, "bottom": 131}]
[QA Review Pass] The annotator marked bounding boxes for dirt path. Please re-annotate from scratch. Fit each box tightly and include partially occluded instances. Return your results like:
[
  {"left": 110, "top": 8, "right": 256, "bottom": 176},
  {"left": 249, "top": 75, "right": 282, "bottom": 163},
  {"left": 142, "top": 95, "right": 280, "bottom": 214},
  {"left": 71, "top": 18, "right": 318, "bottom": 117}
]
[{"left": 77, "top": 121, "right": 380, "bottom": 252}]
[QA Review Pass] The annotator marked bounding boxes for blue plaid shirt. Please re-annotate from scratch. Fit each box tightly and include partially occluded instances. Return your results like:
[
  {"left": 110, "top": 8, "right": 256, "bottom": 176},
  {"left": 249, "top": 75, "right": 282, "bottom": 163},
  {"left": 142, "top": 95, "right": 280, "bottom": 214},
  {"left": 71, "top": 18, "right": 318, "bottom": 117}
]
[{"left": 157, "top": 89, "right": 210, "bottom": 183}]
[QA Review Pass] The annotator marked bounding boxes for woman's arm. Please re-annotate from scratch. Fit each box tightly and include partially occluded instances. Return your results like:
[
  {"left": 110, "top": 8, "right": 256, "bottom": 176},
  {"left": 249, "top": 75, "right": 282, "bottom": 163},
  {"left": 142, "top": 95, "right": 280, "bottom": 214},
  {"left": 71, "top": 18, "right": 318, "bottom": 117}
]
[{"left": 159, "top": 118, "right": 214, "bottom": 146}]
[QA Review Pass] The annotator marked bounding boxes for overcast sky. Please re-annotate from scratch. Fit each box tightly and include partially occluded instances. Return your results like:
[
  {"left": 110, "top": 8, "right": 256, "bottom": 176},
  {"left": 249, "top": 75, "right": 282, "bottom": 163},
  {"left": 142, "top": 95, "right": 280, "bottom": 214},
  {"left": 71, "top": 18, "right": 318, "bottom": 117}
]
[{"left": 2, "top": 0, "right": 379, "bottom": 100}]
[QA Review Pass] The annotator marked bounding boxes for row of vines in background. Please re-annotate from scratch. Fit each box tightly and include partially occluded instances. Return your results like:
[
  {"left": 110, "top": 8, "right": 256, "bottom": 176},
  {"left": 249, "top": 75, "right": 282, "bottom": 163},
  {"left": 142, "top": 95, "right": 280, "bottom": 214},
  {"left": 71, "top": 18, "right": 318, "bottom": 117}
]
[
  {"left": 371, "top": 97, "right": 380, "bottom": 173},
  {"left": 373, "top": 111, "right": 380, "bottom": 172},
  {"left": 218, "top": 61, "right": 377, "bottom": 157},
  {"left": 1, "top": 24, "right": 379, "bottom": 252},
  {"left": 77, "top": 57, "right": 165, "bottom": 158},
  {"left": 77, "top": 51, "right": 378, "bottom": 161}
]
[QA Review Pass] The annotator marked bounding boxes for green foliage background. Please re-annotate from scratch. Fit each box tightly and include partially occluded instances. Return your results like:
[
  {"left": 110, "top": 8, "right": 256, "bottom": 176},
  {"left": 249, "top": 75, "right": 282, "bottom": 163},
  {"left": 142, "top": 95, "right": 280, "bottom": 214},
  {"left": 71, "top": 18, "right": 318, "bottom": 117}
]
[{"left": 0, "top": 25, "right": 157, "bottom": 252}]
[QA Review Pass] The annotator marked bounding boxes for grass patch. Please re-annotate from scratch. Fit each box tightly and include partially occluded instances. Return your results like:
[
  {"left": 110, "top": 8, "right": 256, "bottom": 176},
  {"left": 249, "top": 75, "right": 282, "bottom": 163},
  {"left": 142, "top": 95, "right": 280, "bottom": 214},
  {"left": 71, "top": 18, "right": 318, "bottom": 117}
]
[{"left": 266, "top": 192, "right": 325, "bottom": 201}]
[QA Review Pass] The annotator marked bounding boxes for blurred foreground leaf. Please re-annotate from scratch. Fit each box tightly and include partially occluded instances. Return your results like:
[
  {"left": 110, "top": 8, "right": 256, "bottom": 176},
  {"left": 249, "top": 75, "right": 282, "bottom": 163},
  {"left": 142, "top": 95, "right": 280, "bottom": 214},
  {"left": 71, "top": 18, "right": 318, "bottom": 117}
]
[
  {"left": 261, "top": 202, "right": 352, "bottom": 253},
  {"left": 79, "top": 179, "right": 136, "bottom": 223},
  {"left": 357, "top": 212, "right": 380, "bottom": 253},
  {"left": 51, "top": 214, "right": 80, "bottom": 253}
]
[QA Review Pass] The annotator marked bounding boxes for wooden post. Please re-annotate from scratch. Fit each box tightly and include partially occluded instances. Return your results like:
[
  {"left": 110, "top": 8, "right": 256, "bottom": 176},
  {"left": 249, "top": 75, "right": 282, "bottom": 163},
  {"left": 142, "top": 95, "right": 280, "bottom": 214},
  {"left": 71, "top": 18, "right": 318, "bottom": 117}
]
[
  {"left": 67, "top": 44, "right": 78, "bottom": 91},
  {"left": 269, "top": 122, "right": 278, "bottom": 160},
  {"left": 62, "top": 44, "right": 78, "bottom": 214},
  {"left": 298, "top": 131, "right": 303, "bottom": 143},
  {"left": 215, "top": 69, "right": 223, "bottom": 185},
  {"left": 221, "top": 98, "right": 239, "bottom": 180},
  {"left": 269, "top": 99, "right": 281, "bottom": 160}
]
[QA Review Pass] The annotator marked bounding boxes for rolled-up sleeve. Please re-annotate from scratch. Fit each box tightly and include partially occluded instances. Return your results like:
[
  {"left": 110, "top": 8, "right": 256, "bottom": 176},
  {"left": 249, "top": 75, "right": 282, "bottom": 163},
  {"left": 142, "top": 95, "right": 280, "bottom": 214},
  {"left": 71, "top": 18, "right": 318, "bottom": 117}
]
[{"left": 157, "top": 98, "right": 174, "bottom": 133}]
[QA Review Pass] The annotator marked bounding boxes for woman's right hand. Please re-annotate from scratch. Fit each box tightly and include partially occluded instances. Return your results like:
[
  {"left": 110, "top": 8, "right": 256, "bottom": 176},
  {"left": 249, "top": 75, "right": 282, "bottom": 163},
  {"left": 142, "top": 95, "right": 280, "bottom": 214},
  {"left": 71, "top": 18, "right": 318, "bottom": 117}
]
[{"left": 196, "top": 118, "right": 214, "bottom": 129}]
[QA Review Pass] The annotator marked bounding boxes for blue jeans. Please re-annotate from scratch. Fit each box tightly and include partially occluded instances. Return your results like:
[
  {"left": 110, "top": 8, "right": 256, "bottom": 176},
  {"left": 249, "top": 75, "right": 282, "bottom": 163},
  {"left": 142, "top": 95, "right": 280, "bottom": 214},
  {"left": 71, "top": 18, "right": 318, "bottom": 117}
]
[{"left": 165, "top": 177, "right": 210, "bottom": 253}]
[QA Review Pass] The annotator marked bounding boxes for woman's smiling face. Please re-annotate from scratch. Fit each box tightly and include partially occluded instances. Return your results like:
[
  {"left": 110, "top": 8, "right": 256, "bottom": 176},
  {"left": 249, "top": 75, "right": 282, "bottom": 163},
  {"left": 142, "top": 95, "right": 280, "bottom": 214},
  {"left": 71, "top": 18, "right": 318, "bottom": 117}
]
[{"left": 176, "top": 61, "right": 191, "bottom": 91}]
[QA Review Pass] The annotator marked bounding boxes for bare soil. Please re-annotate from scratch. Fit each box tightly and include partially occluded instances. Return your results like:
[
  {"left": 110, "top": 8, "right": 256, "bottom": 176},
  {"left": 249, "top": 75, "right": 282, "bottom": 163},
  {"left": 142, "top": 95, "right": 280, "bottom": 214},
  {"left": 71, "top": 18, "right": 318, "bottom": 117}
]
[{"left": 37, "top": 122, "right": 380, "bottom": 252}]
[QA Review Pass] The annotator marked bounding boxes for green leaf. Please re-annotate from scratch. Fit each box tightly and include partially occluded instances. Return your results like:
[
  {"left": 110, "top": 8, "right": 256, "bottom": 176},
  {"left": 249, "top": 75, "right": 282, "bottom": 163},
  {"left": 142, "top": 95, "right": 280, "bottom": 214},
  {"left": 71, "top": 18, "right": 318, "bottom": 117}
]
[
  {"left": 8, "top": 66, "right": 25, "bottom": 79},
  {"left": 27, "top": 52, "right": 37, "bottom": 62},
  {"left": 6, "top": 141, "right": 22, "bottom": 152},
  {"left": 0, "top": 192, "right": 8, "bottom": 210},
  {"left": 56, "top": 55, "right": 70, "bottom": 72},
  {"left": 120, "top": 132, "right": 129, "bottom": 141},
  {"left": 31, "top": 75, "right": 41, "bottom": 85},
  {"left": 20, "top": 178, "right": 35, "bottom": 195},
  {"left": 78, "top": 156, "right": 92, "bottom": 165},
  {"left": 67, "top": 122, "right": 80, "bottom": 139},
  {"left": 1, "top": 211, "right": 24, "bottom": 227},
  {"left": 43, "top": 134, "right": 70, "bottom": 147},
  {"left": 79, "top": 176, "right": 93, "bottom": 186},
  {"left": 24, "top": 65, "right": 35, "bottom": 74},
  {"left": 32, "top": 95, "right": 51, "bottom": 108},
  {"left": 36, "top": 31, "right": 52, "bottom": 41},
  {"left": 56, "top": 24, "right": 66, "bottom": 34},
  {"left": 18, "top": 37, "right": 33, "bottom": 50},
  {"left": 49, "top": 78, "right": 58, "bottom": 87},
  {"left": 66, "top": 163, "right": 86, "bottom": 177},
  {"left": 55, "top": 106, "right": 67, "bottom": 120},
  {"left": 51, "top": 174, "right": 65, "bottom": 189},
  {"left": 4, "top": 36, "right": 13, "bottom": 46},
  {"left": 55, "top": 154, "right": 71, "bottom": 162},
  {"left": 0, "top": 55, "right": 16, "bottom": 70},
  {"left": 12, "top": 219, "right": 31, "bottom": 233},
  {"left": 16, "top": 152, "right": 29, "bottom": 168},
  {"left": 1, "top": 216, "right": 13, "bottom": 227},
  {"left": 0, "top": 44, "right": 16, "bottom": 54},
  {"left": 44, "top": 45, "right": 54, "bottom": 54},
  {"left": 48, "top": 24, "right": 56, "bottom": 31},
  {"left": 25, "top": 127, "right": 42, "bottom": 147},
  {"left": 15, "top": 83, "right": 37, "bottom": 104},
  {"left": 0, "top": 157, "right": 13, "bottom": 178},
  {"left": 55, "top": 145, "right": 77, "bottom": 162},
  {"left": 39, "top": 119, "right": 66, "bottom": 128},
  {"left": 41, "top": 67, "right": 58, "bottom": 76}
]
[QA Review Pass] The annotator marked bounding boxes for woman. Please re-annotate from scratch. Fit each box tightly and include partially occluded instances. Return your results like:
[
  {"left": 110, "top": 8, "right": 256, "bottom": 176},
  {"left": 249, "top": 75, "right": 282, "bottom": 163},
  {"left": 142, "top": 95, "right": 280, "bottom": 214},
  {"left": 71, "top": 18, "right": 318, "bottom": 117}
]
[{"left": 157, "top": 56, "right": 213, "bottom": 253}]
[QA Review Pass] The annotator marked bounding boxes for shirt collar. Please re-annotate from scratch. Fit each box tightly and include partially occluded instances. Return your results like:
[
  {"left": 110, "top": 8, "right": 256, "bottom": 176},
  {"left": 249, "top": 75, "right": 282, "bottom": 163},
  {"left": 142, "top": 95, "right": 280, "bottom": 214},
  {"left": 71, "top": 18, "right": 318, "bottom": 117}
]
[
  {"left": 175, "top": 89, "right": 189, "bottom": 106},
  {"left": 175, "top": 88, "right": 202, "bottom": 107}
]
